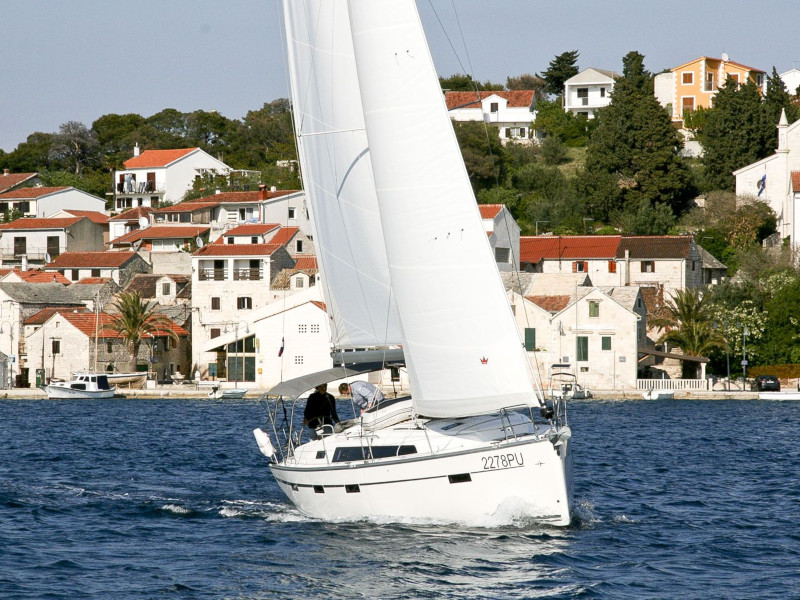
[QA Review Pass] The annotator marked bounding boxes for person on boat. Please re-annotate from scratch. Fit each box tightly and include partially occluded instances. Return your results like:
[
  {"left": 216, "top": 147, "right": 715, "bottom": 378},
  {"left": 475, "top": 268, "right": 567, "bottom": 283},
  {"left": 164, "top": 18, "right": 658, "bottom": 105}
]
[
  {"left": 338, "top": 381, "right": 384, "bottom": 415},
  {"left": 303, "top": 384, "right": 339, "bottom": 438}
]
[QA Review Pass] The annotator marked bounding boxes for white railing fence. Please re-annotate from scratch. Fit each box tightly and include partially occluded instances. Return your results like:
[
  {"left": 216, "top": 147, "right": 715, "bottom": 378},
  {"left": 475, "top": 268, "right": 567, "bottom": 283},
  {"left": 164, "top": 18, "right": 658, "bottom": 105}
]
[{"left": 637, "top": 378, "right": 710, "bottom": 391}]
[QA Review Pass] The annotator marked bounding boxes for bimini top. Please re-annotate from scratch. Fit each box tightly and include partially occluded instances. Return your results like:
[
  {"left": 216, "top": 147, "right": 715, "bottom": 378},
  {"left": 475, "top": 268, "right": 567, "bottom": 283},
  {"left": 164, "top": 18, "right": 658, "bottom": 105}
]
[{"left": 266, "top": 363, "right": 387, "bottom": 399}]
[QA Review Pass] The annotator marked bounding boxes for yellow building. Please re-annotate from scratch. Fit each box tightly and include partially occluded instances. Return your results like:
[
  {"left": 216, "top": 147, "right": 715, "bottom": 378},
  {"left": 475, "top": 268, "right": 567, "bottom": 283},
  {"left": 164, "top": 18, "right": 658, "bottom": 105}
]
[{"left": 655, "top": 55, "right": 766, "bottom": 126}]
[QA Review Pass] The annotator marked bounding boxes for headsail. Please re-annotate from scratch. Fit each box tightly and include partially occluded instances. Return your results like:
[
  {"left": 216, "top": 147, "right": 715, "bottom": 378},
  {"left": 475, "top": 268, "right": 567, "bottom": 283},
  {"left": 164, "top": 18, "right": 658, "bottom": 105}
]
[
  {"left": 349, "top": 0, "right": 537, "bottom": 417},
  {"left": 283, "top": 0, "right": 401, "bottom": 349}
]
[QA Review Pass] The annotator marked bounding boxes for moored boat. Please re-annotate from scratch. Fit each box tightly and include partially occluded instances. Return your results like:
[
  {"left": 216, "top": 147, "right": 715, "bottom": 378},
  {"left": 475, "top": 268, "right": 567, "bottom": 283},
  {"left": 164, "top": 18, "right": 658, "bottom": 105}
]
[
  {"left": 642, "top": 388, "right": 674, "bottom": 400},
  {"left": 42, "top": 373, "right": 116, "bottom": 399}
]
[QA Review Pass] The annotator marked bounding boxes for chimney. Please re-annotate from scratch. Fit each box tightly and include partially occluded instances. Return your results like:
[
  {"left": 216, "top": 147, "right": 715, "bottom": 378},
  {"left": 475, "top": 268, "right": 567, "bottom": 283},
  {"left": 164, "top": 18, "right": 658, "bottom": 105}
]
[
  {"left": 624, "top": 249, "right": 630, "bottom": 286},
  {"left": 258, "top": 184, "right": 267, "bottom": 201},
  {"left": 270, "top": 185, "right": 277, "bottom": 192},
  {"left": 133, "top": 143, "right": 140, "bottom": 157},
  {"left": 215, "top": 189, "right": 221, "bottom": 195},
  {"left": 21, "top": 255, "right": 28, "bottom": 272},
  {"left": 3, "top": 169, "right": 8, "bottom": 176}
]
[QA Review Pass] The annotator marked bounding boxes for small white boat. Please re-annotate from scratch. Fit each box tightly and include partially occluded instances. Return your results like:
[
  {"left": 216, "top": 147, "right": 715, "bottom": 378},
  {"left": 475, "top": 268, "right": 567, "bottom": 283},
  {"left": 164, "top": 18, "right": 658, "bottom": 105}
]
[
  {"left": 759, "top": 391, "right": 800, "bottom": 401},
  {"left": 549, "top": 364, "right": 592, "bottom": 400},
  {"left": 74, "top": 371, "right": 147, "bottom": 388},
  {"left": 642, "top": 388, "right": 674, "bottom": 400},
  {"left": 208, "top": 385, "right": 248, "bottom": 400},
  {"left": 42, "top": 373, "right": 116, "bottom": 399}
]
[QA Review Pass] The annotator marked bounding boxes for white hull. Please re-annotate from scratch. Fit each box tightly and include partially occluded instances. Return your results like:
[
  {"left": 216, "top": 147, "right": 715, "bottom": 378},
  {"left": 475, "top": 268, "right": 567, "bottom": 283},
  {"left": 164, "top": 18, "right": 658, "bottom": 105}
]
[
  {"left": 261, "top": 410, "right": 572, "bottom": 525},
  {"left": 759, "top": 391, "right": 800, "bottom": 400},
  {"left": 209, "top": 388, "right": 248, "bottom": 400},
  {"left": 642, "top": 389, "right": 674, "bottom": 400},
  {"left": 42, "top": 385, "right": 116, "bottom": 400}
]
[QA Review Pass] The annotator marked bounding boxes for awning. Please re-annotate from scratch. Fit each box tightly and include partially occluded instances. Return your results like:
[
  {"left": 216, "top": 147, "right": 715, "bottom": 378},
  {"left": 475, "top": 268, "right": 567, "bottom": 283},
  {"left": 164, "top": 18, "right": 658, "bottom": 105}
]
[
  {"left": 638, "top": 348, "right": 709, "bottom": 363},
  {"left": 204, "top": 331, "right": 255, "bottom": 353},
  {"left": 266, "top": 362, "right": 388, "bottom": 398}
]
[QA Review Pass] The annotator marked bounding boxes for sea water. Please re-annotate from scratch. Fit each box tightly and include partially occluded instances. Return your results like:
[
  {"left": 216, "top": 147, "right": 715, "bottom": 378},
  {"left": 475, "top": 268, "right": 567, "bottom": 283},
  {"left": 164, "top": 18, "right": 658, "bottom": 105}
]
[{"left": 1, "top": 397, "right": 798, "bottom": 599}]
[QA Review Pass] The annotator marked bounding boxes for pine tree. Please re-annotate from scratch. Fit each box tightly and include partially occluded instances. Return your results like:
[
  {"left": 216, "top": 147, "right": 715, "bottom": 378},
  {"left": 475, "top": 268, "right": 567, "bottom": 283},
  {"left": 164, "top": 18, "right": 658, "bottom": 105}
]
[
  {"left": 539, "top": 50, "right": 580, "bottom": 97},
  {"left": 579, "top": 51, "right": 694, "bottom": 222},
  {"left": 700, "top": 78, "right": 764, "bottom": 191},
  {"left": 762, "top": 67, "right": 800, "bottom": 153}
]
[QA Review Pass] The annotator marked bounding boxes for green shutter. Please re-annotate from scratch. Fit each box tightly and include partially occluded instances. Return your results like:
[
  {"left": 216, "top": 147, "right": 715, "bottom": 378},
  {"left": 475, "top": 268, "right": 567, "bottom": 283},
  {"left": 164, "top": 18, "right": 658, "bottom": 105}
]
[
  {"left": 602, "top": 336, "right": 611, "bottom": 351},
  {"left": 576, "top": 336, "right": 589, "bottom": 361},
  {"left": 524, "top": 328, "right": 536, "bottom": 351}
]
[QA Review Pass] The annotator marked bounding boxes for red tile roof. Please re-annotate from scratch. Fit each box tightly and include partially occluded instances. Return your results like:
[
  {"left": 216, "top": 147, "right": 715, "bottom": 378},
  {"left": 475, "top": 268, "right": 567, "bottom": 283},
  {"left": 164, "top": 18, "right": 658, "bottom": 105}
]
[
  {"left": 46, "top": 251, "right": 138, "bottom": 269},
  {"left": 292, "top": 256, "right": 318, "bottom": 270},
  {"left": 75, "top": 277, "right": 112, "bottom": 284},
  {"left": 0, "top": 172, "right": 38, "bottom": 193},
  {"left": 525, "top": 295, "right": 572, "bottom": 313},
  {"left": 267, "top": 226, "right": 299, "bottom": 246},
  {"left": 0, "top": 186, "right": 69, "bottom": 199},
  {"left": 24, "top": 306, "right": 91, "bottom": 325},
  {"left": 616, "top": 236, "right": 693, "bottom": 260},
  {"left": 520, "top": 236, "right": 621, "bottom": 263},
  {"left": 445, "top": 90, "right": 536, "bottom": 110},
  {"left": 193, "top": 190, "right": 298, "bottom": 204},
  {"left": 62, "top": 210, "right": 109, "bottom": 224},
  {"left": 153, "top": 201, "right": 219, "bottom": 213},
  {"left": 0, "top": 216, "right": 82, "bottom": 230},
  {"left": 7, "top": 269, "right": 71, "bottom": 284},
  {"left": 123, "top": 148, "right": 198, "bottom": 169},
  {"left": 110, "top": 207, "right": 154, "bottom": 221},
  {"left": 63, "top": 312, "right": 188, "bottom": 338},
  {"left": 110, "top": 225, "right": 209, "bottom": 245},
  {"left": 479, "top": 204, "right": 503, "bottom": 219},
  {"left": 194, "top": 243, "right": 282, "bottom": 257},
  {"left": 222, "top": 223, "right": 281, "bottom": 237}
]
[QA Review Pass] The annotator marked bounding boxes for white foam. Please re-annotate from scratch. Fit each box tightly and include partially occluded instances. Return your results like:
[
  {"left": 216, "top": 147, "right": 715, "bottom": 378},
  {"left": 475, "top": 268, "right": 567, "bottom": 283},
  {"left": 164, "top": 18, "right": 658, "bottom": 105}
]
[{"left": 161, "top": 503, "right": 191, "bottom": 515}]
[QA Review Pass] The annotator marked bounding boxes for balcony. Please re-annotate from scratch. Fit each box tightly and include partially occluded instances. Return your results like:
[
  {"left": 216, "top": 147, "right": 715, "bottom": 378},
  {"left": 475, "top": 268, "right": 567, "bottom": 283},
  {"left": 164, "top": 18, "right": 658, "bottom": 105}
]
[
  {"left": 115, "top": 181, "right": 165, "bottom": 195},
  {"left": 198, "top": 268, "right": 227, "bottom": 281},
  {"left": 233, "top": 268, "right": 262, "bottom": 281}
]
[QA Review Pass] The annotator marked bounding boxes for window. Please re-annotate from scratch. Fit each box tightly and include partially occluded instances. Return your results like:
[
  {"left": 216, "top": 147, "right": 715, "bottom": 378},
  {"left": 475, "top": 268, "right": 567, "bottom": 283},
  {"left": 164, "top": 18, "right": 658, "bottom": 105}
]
[
  {"left": 52, "top": 340, "right": 61, "bottom": 355},
  {"left": 576, "top": 336, "right": 588, "bottom": 362},
  {"left": 251, "top": 237, "right": 258, "bottom": 244},
  {"left": 332, "top": 445, "right": 417, "bottom": 462},
  {"left": 13, "top": 237, "right": 26, "bottom": 256},
  {"left": 208, "top": 363, "right": 218, "bottom": 378},
  {"left": 705, "top": 72, "right": 716, "bottom": 92},
  {"left": 495, "top": 247, "right": 510, "bottom": 263},
  {"left": 490, "top": 102, "right": 498, "bottom": 113},
  {"left": 288, "top": 207, "right": 296, "bottom": 219},
  {"left": 608, "top": 260, "right": 617, "bottom": 273},
  {"left": 227, "top": 237, "right": 234, "bottom": 244},
  {"left": 600, "top": 87, "right": 606, "bottom": 97},
  {"left": 572, "top": 261, "right": 587, "bottom": 273},
  {"left": 295, "top": 276, "right": 304, "bottom": 288},
  {"left": 237, "top": 297, "right": 252, "bottom": 309},
  {"left": 71, "top": 269, "right": 80, "bottom": 281},
  {"left": 162, "top": 283, "right": 171, "bottom": 295},
  {"left": 296, "top": 239, "right": 303, "bottom": 253},
  {"left": 681, "top": 96, "right": 695, "bottom": 115},
  {"left": 46, "top": 236, "right": 60, "bottom": 259},
  {"left": 106, "top": 341, "right": 113, "bottom": 353},
  {"left": 210, "top": 328, "right": 221, "bottom": 339},
  {"left": 602, "top": 336, "right": 612, "bottom": 351},
  {"left": 91, "top": 269, "right": 101, "bottom": 278},
  {"left": 729, "top": 73, "right": 740, "bottom": 88},
  {"left": 577, "top": 87, "right": 588, "bottom": 97},
  {"left": 589, "top": 301, "right": 599, "bottom": 318},
  {"left": 641, "top": 261, "right": 655, "bottom": 273},
  {"left": 211, "top": 297, "right": 221, "bottom": 310},
  {"left": 682, "top": 72, "right": 693, "bottom": 85},
  {"left": 524, "top": 328, "right": 536, "bottom": 351}
]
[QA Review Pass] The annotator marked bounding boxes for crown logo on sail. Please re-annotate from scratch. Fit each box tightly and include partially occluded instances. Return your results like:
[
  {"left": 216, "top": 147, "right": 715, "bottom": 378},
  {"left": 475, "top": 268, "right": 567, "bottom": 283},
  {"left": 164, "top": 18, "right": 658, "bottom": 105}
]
[{"left": 480, "top": 357, "right": 488, "bottom": 364}]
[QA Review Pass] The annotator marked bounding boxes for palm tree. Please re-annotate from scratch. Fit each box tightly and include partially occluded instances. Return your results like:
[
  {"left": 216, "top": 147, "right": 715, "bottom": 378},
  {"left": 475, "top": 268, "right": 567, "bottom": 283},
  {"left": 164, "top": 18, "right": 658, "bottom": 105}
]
[
  {"left": 105, "top": 291, "right": 178, "bottom": 371},
  {"left": 650, "top": 288, "right": 725, "bottom": 378}
]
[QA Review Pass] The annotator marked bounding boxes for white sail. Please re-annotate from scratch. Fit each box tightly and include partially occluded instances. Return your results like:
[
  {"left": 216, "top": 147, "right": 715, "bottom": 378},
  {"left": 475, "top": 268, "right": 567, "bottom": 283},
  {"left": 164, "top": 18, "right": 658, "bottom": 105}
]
[
  {"left": 283, "top": 0, "right": 401, "bottom": 349},
  {"left": 348, "top": 0, "right": 538, "bottom": 417}
]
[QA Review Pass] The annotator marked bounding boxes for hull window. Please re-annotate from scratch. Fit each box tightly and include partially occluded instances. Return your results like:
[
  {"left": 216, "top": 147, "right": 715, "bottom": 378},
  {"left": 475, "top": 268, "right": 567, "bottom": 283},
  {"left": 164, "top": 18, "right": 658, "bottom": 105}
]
[
  {"left": 313, "top": 485, "right": 325, "bottom": 494},
  {"left": 345, "top": 484, "right": 360, "bottom": 493},
  {"left": 332, "top": 445, "right": 417, "bottom": 463},
  {"left": 448, "top": 473, "right": 472, "bottom": 484}
]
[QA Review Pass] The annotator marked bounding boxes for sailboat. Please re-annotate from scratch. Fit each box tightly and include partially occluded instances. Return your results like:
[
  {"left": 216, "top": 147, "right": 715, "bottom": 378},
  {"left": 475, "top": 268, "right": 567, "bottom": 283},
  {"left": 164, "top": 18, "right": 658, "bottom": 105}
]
[{"left": 253, "top": 0, "right": 572, "bottom": 525}]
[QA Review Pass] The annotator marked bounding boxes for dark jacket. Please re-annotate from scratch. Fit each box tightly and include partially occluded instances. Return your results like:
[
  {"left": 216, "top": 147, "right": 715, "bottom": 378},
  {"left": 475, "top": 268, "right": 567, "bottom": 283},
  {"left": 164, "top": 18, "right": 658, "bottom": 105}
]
[{"left": 304, "top": 391, "right": 339, "bottom": 429}]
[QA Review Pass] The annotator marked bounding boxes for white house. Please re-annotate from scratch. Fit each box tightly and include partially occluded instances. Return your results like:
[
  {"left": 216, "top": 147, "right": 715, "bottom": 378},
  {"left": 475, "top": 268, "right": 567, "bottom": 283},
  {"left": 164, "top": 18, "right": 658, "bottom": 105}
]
[
  {"left": 445, "top": 90, "right": 540, "bottom": 144},
  {"left": 734, "top": 109, "right": 800, "bottom": 244},
  {"left": 0, "top": 186, "right": 106, "bottom": 218},
  {"left": 479, "top": 204, "right": 520, "bottom": 271},
  {"left": 0, "top": 216, "right": 106, "bottom": 268},
  {"left": 563, "top": 68, "right": 618, "bottom": 118},
  {"left": 107, "top": 207, "right": 154, "bottom": 242},
  {"left": 112, "top": 146, "right": 231, "bottom": 211},
  {"left": 780, "top": 68, "right": 800, "bottom": 97}
]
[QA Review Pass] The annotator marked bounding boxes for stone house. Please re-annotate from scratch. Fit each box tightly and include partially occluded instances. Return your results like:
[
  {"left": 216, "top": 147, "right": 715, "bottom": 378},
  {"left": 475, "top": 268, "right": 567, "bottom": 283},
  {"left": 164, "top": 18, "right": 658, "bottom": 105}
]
[
  {"left": 24, "top": 308, "right": 189, "bottom": 384},
  {"left": 45, "top": 251, "right": 150, "bottom": 287},
  {"left": 0, "top": 215, "right": 107, "bottom": 268}
]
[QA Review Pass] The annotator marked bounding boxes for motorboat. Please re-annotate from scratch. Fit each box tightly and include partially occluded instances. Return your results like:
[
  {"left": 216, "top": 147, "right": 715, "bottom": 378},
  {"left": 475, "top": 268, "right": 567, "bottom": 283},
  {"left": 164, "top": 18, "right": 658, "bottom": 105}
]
[
  {"left": 42, "top": 373, "right": 116, "bottom": 399},
  {"left": 74, "top": 371, "right": 147, "bottom": 389},
  {"left": 209, "top": 385, "right": 248, "bottom": 400},
  {"left": 549, "top": 364, "right": 592, "bottom": 400},
  {"left": 252, "top": 0, "right": 572, "bottom": 526},
  {"left": 642, "top": 388, "right": 675, "bottom": 400}
]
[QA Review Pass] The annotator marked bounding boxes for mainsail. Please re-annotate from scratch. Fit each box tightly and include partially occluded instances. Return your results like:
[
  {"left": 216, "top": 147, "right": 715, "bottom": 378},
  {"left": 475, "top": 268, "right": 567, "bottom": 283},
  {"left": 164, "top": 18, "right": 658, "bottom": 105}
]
[
  {"left": 283, "top": 0, "right": 401, "bottom": 349},
  {"left": 349, "top": 0, "right": 537, "bottom": 417}
]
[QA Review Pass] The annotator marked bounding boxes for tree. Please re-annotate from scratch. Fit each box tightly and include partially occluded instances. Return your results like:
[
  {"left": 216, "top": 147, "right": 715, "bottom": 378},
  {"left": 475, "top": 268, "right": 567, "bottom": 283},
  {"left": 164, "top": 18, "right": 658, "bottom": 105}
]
[
  {"left": 533, "top": 98, "right": 596, "bottom": 146},
  {"left": 5, "top": 132, "right": 55, "bottom": 172},
  {"left": 438, "top": 73, "right": 503, "bottom": 92},
  {"left": 539, "top": 50, "right": 579, "bottom": 97},
  {"left": 92, "top": 113, "right": 148, "bottom": 168},
  {"left": 699, "top": 78, "right": 764, "bottom": 191},
  {"left": 48, "top": 121, "right": 100, "bottom": 175},
  {"left": 452, "top": 121, "right": 506, "bottom": 192},
  {"left": 105, "top": 292, "right": 179, "bottom": 371},
  {"left": 579, "top": 51, "right": 694, "bottom": 221},
  {"left": 650, "top": 288, "right": 725, "bottom": 377},
  {"left": 506, "top": 73, "right": 547, "bottom": 96},
  {"left": 762, "top": 67, "right": 800, "bottom": 154}
]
